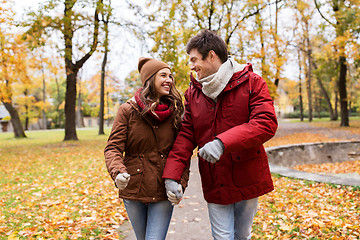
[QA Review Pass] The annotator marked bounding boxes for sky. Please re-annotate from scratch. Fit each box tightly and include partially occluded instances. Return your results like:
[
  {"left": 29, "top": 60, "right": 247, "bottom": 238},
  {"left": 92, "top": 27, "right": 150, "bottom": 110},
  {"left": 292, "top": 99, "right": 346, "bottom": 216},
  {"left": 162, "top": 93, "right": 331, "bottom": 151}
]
[
  {"left": 12, "top": 0, "right": 145, "bottom": 84},
  {"left": 13, "top": 0, "right": 38, "bottom": 12}
]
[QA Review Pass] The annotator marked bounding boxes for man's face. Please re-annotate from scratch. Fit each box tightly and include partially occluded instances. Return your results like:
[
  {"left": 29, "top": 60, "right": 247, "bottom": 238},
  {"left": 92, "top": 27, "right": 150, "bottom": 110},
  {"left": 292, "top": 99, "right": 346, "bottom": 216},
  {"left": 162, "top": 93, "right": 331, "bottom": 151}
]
[{"left": 189, "top": 49, "right": 219, "bottom": 80}]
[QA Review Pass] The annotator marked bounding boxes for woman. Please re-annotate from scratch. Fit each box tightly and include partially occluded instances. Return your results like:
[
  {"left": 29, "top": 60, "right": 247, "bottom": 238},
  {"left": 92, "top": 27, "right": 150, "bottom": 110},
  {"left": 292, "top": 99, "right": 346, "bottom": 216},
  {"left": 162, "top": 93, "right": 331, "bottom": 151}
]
[{"left": 104, "top": 57, "right": 189, "bottom": 240}]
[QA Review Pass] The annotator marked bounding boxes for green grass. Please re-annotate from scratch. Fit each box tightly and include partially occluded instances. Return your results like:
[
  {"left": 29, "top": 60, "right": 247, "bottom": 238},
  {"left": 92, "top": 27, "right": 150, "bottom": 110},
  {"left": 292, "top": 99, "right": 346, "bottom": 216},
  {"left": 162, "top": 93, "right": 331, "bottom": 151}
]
[
  {"left": 0, "top": 127, "right": 112, "bottom": 146},
  {"left": 279, "top": 116, "right": 360, "bottom": 123}
]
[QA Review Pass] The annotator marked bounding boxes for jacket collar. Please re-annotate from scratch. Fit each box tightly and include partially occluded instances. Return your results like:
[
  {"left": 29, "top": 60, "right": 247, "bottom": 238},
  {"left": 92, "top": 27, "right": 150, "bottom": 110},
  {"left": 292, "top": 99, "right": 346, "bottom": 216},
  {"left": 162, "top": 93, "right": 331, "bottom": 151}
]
[{"left": 190, "top": 63, "right": 253, "bottom": 92}]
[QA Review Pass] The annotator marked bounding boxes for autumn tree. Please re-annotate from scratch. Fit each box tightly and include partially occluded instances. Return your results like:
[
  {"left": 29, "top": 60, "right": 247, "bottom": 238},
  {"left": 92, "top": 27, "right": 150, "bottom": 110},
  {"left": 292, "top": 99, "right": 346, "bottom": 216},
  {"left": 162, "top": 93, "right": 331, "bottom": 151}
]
[
  {"left": 25, "top": 0, "right": 103, "bottom": 140},
  {"left": 0, "top": 33, "right": 30, "bottom": 138},
  {"left": 314, "top": 0, "right": 360, "bottom": 126},
  {"left": 78, "top": 70, "right": 121, "bottom": 125},
  {"left": 297, "top": 47, "right": 305, "bottom": 121},
  {"left": 98, "top": 0, "right": 111, "bottom": 135},
  {"left": 0, "top": 1, "right": 28, "bottom": 138},
  {"left": 312, "top": 41, "right": 339, "bottom": 120},
  {"left": 270, "top": 0, "right": 289, "bottom": 88},
  {"left": 299, "top": 0, "right": 314, "bottom": 121},
  {"left": 120, "top": 70, "right": 142, "bottom": 102}
]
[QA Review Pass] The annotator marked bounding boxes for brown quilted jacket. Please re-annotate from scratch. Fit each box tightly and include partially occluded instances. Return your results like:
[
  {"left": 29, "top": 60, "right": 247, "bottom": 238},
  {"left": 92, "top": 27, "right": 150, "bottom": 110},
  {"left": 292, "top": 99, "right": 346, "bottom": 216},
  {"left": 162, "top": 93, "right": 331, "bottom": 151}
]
[{"left": 104, "top": 99, "right": 189, "bottom": 202}]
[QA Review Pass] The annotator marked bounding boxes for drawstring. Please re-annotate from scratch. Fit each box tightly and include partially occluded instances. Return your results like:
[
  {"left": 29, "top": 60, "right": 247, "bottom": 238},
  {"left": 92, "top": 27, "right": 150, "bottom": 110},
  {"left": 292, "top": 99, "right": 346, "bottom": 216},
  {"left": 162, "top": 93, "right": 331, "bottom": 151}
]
[{"left": 248, "top": 73, "right": 252, "bottom": 94}]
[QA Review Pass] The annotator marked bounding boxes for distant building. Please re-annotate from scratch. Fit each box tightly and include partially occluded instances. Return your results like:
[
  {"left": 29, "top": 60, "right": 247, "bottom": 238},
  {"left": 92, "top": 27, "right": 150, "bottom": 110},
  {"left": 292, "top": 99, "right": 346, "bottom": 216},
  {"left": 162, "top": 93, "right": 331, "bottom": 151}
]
[
  {"left": 83, "top": 116, "right": 113, "bottom": 128},
  {"left": 0, "top": 104, "right": 13, "bottom": 133}
]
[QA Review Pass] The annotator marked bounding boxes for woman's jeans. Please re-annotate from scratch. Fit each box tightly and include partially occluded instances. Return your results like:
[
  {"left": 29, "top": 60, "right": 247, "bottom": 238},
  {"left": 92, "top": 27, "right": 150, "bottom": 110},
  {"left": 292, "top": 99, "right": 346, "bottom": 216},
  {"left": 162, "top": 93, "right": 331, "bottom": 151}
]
[
  {"left": 123, "top": 199, "right": 173, "bottom": 240},
  {"left": 207, "top": 197, "right": 258, "bottom": 240}
]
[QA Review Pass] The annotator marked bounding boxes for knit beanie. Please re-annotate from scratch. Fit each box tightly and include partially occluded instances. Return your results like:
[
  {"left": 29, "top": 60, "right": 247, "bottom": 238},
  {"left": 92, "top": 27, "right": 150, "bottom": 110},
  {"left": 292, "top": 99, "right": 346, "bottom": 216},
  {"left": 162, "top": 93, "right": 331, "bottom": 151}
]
[{"left": 138, "top": 57, "right": 170, "bottom": 85}]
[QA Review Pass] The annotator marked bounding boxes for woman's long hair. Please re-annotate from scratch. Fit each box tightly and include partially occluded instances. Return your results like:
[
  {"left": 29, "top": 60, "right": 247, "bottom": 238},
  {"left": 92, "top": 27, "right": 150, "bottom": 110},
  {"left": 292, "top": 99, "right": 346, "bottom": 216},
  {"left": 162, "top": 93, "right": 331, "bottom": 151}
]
[{"left": 139, "top": 74, "right": 184, "bottom": 129}]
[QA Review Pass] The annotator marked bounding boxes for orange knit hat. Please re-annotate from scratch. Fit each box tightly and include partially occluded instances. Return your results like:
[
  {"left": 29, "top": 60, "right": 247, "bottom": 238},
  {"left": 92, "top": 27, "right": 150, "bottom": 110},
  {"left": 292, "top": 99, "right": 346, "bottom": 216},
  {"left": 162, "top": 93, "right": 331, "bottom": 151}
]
[{"left": 138, "top": 57, "right": 170, "bottom": 85}]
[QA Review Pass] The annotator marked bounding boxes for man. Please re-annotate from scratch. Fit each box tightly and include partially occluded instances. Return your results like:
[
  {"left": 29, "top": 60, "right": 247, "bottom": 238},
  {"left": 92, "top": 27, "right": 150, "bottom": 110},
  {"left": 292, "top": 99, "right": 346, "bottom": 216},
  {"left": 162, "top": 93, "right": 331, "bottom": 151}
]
[{"left": 163, "top": 29, "right": 278, "bottom": 239}]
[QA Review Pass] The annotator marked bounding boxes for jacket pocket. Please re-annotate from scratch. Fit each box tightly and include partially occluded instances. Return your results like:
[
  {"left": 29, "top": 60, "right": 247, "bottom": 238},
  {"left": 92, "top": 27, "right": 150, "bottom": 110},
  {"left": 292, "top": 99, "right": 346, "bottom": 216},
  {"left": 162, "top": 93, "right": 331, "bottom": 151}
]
[
  {"left": 231, "top": 150, "right": 263, "bottom": 187},
  {"left": 123, "top": 163, "right": 143, "bottom": 194},
  {"left": 198, "top": 157, "right": 213, "bottom": 191},
  {"left": 231, "top": 147, "right": 260, "bottom": 163}
]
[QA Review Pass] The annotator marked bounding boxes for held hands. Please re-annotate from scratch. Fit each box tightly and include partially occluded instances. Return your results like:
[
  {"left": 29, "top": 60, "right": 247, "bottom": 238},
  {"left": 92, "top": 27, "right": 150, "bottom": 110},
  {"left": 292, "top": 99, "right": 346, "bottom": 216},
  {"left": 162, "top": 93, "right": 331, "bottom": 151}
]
[
  {"left": 165, "top": 179, "right": 183, "bottom": 205},
  {"left": 115, "top": 172, "right": 130, "bottom": 190},
  {"left": 198, "top": 139, "right": 224, "bottom": 164}
]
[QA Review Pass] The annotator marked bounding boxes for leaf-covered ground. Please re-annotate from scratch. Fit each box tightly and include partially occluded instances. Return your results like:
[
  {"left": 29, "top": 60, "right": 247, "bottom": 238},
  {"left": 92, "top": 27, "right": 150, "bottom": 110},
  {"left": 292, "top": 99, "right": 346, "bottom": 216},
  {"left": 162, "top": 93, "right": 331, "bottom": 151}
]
[
  {"left": 0, "top": 130, "right": 123, "bottom": 239},
  {"left": 254, "top": 121, "right": 360, "bottom": 239},
  {"left": 0, "top": 121, "right": 359, "bottom": 239}
]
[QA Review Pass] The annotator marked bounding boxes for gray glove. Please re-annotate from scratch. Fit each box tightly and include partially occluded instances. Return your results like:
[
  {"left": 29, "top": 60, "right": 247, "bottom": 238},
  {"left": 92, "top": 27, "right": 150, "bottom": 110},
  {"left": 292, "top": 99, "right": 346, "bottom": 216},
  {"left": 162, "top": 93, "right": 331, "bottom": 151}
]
[
  {"left": 165, "top": 179, "right": 183, "bottom": 205},
  {"left": 199, "top": 139, "right": 224, "bottom": 163},
  {"left": 115, "top": 172, "right": 130, "bottom": 190}
]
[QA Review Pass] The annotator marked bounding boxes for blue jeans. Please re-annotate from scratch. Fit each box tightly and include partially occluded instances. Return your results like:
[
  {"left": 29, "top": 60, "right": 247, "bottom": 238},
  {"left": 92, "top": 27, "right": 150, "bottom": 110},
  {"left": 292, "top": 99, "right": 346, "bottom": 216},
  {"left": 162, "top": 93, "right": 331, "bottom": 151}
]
[
  {"left": 207, "top": 197, "right": 258, "bottom": 240},
  {"left": 123, "top": 199, "right": 173, "bottom": 240}
]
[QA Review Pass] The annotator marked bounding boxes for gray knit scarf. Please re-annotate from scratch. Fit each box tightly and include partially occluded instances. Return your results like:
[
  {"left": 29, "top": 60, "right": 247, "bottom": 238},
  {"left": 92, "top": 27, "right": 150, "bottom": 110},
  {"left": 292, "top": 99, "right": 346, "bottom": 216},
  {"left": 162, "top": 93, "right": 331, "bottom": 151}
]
[{"left": 197, "top": 57, "right": 246, "bottom": 101}]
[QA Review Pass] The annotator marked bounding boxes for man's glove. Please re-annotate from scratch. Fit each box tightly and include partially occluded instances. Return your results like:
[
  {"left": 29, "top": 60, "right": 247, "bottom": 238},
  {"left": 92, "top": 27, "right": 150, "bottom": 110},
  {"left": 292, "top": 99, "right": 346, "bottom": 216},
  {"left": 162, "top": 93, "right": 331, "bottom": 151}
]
[
  {"left": 115, "top": 172, "right": 130, "bottom": 190},
  {"left": 199, "top": 138, "right": 224, "bottom": 163},
  {"left": 165, "top": 179, "right": 183, "bottom": 205}
]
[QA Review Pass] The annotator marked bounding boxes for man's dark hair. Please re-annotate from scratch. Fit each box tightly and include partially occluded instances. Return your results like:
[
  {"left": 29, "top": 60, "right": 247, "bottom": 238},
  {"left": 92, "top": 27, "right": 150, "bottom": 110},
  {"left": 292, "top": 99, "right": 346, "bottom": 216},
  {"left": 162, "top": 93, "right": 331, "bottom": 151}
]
[{"left": 186, "top": 29, "right": 228, "bottom": 63}]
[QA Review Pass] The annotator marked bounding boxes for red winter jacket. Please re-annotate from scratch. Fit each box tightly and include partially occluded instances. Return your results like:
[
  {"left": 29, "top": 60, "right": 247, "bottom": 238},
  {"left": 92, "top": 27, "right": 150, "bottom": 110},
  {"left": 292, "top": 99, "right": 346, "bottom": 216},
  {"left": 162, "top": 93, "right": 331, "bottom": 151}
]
[{"left": 162, "top": 63, "right": 278, "bottom": 205}]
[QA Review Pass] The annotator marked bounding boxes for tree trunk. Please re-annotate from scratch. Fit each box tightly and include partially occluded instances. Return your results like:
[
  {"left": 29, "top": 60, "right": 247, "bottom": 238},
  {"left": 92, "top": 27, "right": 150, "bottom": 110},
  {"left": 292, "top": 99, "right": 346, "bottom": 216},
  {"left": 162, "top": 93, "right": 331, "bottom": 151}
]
[
  {"left": 24, "top": 89, "right": 29, "bottom": 130},
  {"left": 25, "top": 104, "right": 29, "bottom": 130},
  {"left": 298, "top": 48, "right": 304, "bottom": 121},
  {"left": 76, "top": 75, "right": 84, "bottom": 128},
  {"left": 305, "top": 21, "right": 312, "bottom": 122},
  {"left": 316, "top": 94, "right": 321, "bottom": 118},
  {"left": 99, "top": 50, "right": 106, "bottom": 134},
  {"left": 64, "top": 70, "right": 78, "bottom": 140},
  {"left": 42, "top": 62, "right": 47, "bottom": 129},
  {"left": 316, "top": 76, "right": 336, "bottom": 120},
  {"left": 338, "top": 56, "right": 349, "bottom": 126},
  {"left": 63, "top": 0, "right": 101, "bottom": 141},
  {"left": 42, "top": 99, "right": 47, "bottom": 129},
  {"left": 106, "top": 91, "right": 110, "bottom": 127},
  {"left": 314, "top": 0, "right": 348, "bottom": 123},
  {"left": 333, "top": 1, "right": 349, "bottom": 126},
  {"left": 335, "top": 89, "right": 339, "bottom": 119},
  {"left": 274, "top": 0, "right": 280, "bottom": 87},
  {"left": 2, "top": 101, "right": 26, "bottom": 138},
  {"left": 99, "top": 10, "right": 110, "bottom": 135},
  {"left": 55, "top": 76, "right": 62, "bottom": 127}
]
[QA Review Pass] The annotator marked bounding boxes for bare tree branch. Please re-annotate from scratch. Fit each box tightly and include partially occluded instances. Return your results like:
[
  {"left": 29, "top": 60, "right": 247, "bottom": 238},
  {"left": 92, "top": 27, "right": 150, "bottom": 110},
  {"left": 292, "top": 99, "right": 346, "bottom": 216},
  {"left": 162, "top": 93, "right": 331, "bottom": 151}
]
[
  {"left": 225, "top": 3, "right": 268, "bottom": 45},
  {"left": 75, "top": 0, "right": 102, "bottom": 69},
  {"left": 191, "top": 0, "right": 204, "bottom": 29},
  {"left": 314, "top": 0, "right": 335, "bottom": 27}
]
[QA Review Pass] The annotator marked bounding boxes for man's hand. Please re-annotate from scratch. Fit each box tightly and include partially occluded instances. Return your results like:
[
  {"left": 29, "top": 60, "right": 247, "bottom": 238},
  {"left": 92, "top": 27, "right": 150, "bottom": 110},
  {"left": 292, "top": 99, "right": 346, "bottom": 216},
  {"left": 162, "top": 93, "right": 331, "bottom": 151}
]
[
  {"left": 115, "top": 172, "right": 130, "bottom": 190},
  {"left": 198, "top": 138, "right": 224, "bottom": 163},
  {"left": 165, "top": 179, "right": 183, "bottom": 205}
]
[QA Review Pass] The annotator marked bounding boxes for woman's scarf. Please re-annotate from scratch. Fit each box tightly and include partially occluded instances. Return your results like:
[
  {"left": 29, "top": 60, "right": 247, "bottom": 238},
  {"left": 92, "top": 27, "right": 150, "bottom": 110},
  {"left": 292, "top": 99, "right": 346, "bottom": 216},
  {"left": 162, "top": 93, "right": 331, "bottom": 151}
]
[{"left": 134, "top": 88, "right": 173, "bottom": 122}]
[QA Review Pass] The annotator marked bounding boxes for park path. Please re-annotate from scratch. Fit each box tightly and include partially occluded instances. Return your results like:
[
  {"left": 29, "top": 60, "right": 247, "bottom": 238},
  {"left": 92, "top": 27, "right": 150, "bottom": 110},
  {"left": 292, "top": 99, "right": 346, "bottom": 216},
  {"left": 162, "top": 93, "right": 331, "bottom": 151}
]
[
  {"left": 117, "top": 121, "right": 360, "bottom": 239},
  {"left": 118, "top": 158, "right": 212, "bottom": 240}
]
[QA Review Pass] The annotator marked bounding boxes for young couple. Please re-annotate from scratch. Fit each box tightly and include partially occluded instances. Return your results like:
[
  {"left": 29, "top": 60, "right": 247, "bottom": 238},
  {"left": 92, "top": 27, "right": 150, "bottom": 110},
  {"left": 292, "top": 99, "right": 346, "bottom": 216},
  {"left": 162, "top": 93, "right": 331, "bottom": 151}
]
[{"left": 104, "top": 30, "right": 278, "bottom": 240}]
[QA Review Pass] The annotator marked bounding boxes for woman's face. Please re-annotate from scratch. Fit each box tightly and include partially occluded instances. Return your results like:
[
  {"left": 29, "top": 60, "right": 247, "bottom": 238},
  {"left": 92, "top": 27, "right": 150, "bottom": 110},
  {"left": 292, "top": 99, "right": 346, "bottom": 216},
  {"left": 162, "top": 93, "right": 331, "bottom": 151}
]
[{"left": 154, "top": 68, "right": 173, "bottom": 99}]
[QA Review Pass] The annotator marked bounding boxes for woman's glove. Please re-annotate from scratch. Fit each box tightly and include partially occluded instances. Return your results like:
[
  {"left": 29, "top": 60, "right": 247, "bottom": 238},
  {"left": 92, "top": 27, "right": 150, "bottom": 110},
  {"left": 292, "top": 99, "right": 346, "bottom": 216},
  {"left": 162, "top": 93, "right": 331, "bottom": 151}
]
[
  {"left": 115, "top": 172, "right": 130, "bottom": 190},
  {"left": 199, "top": 139, "right": 224, "bottom": 163},
  {"left": 165, "top": 179, "right": 183, "bottom": 205}
]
